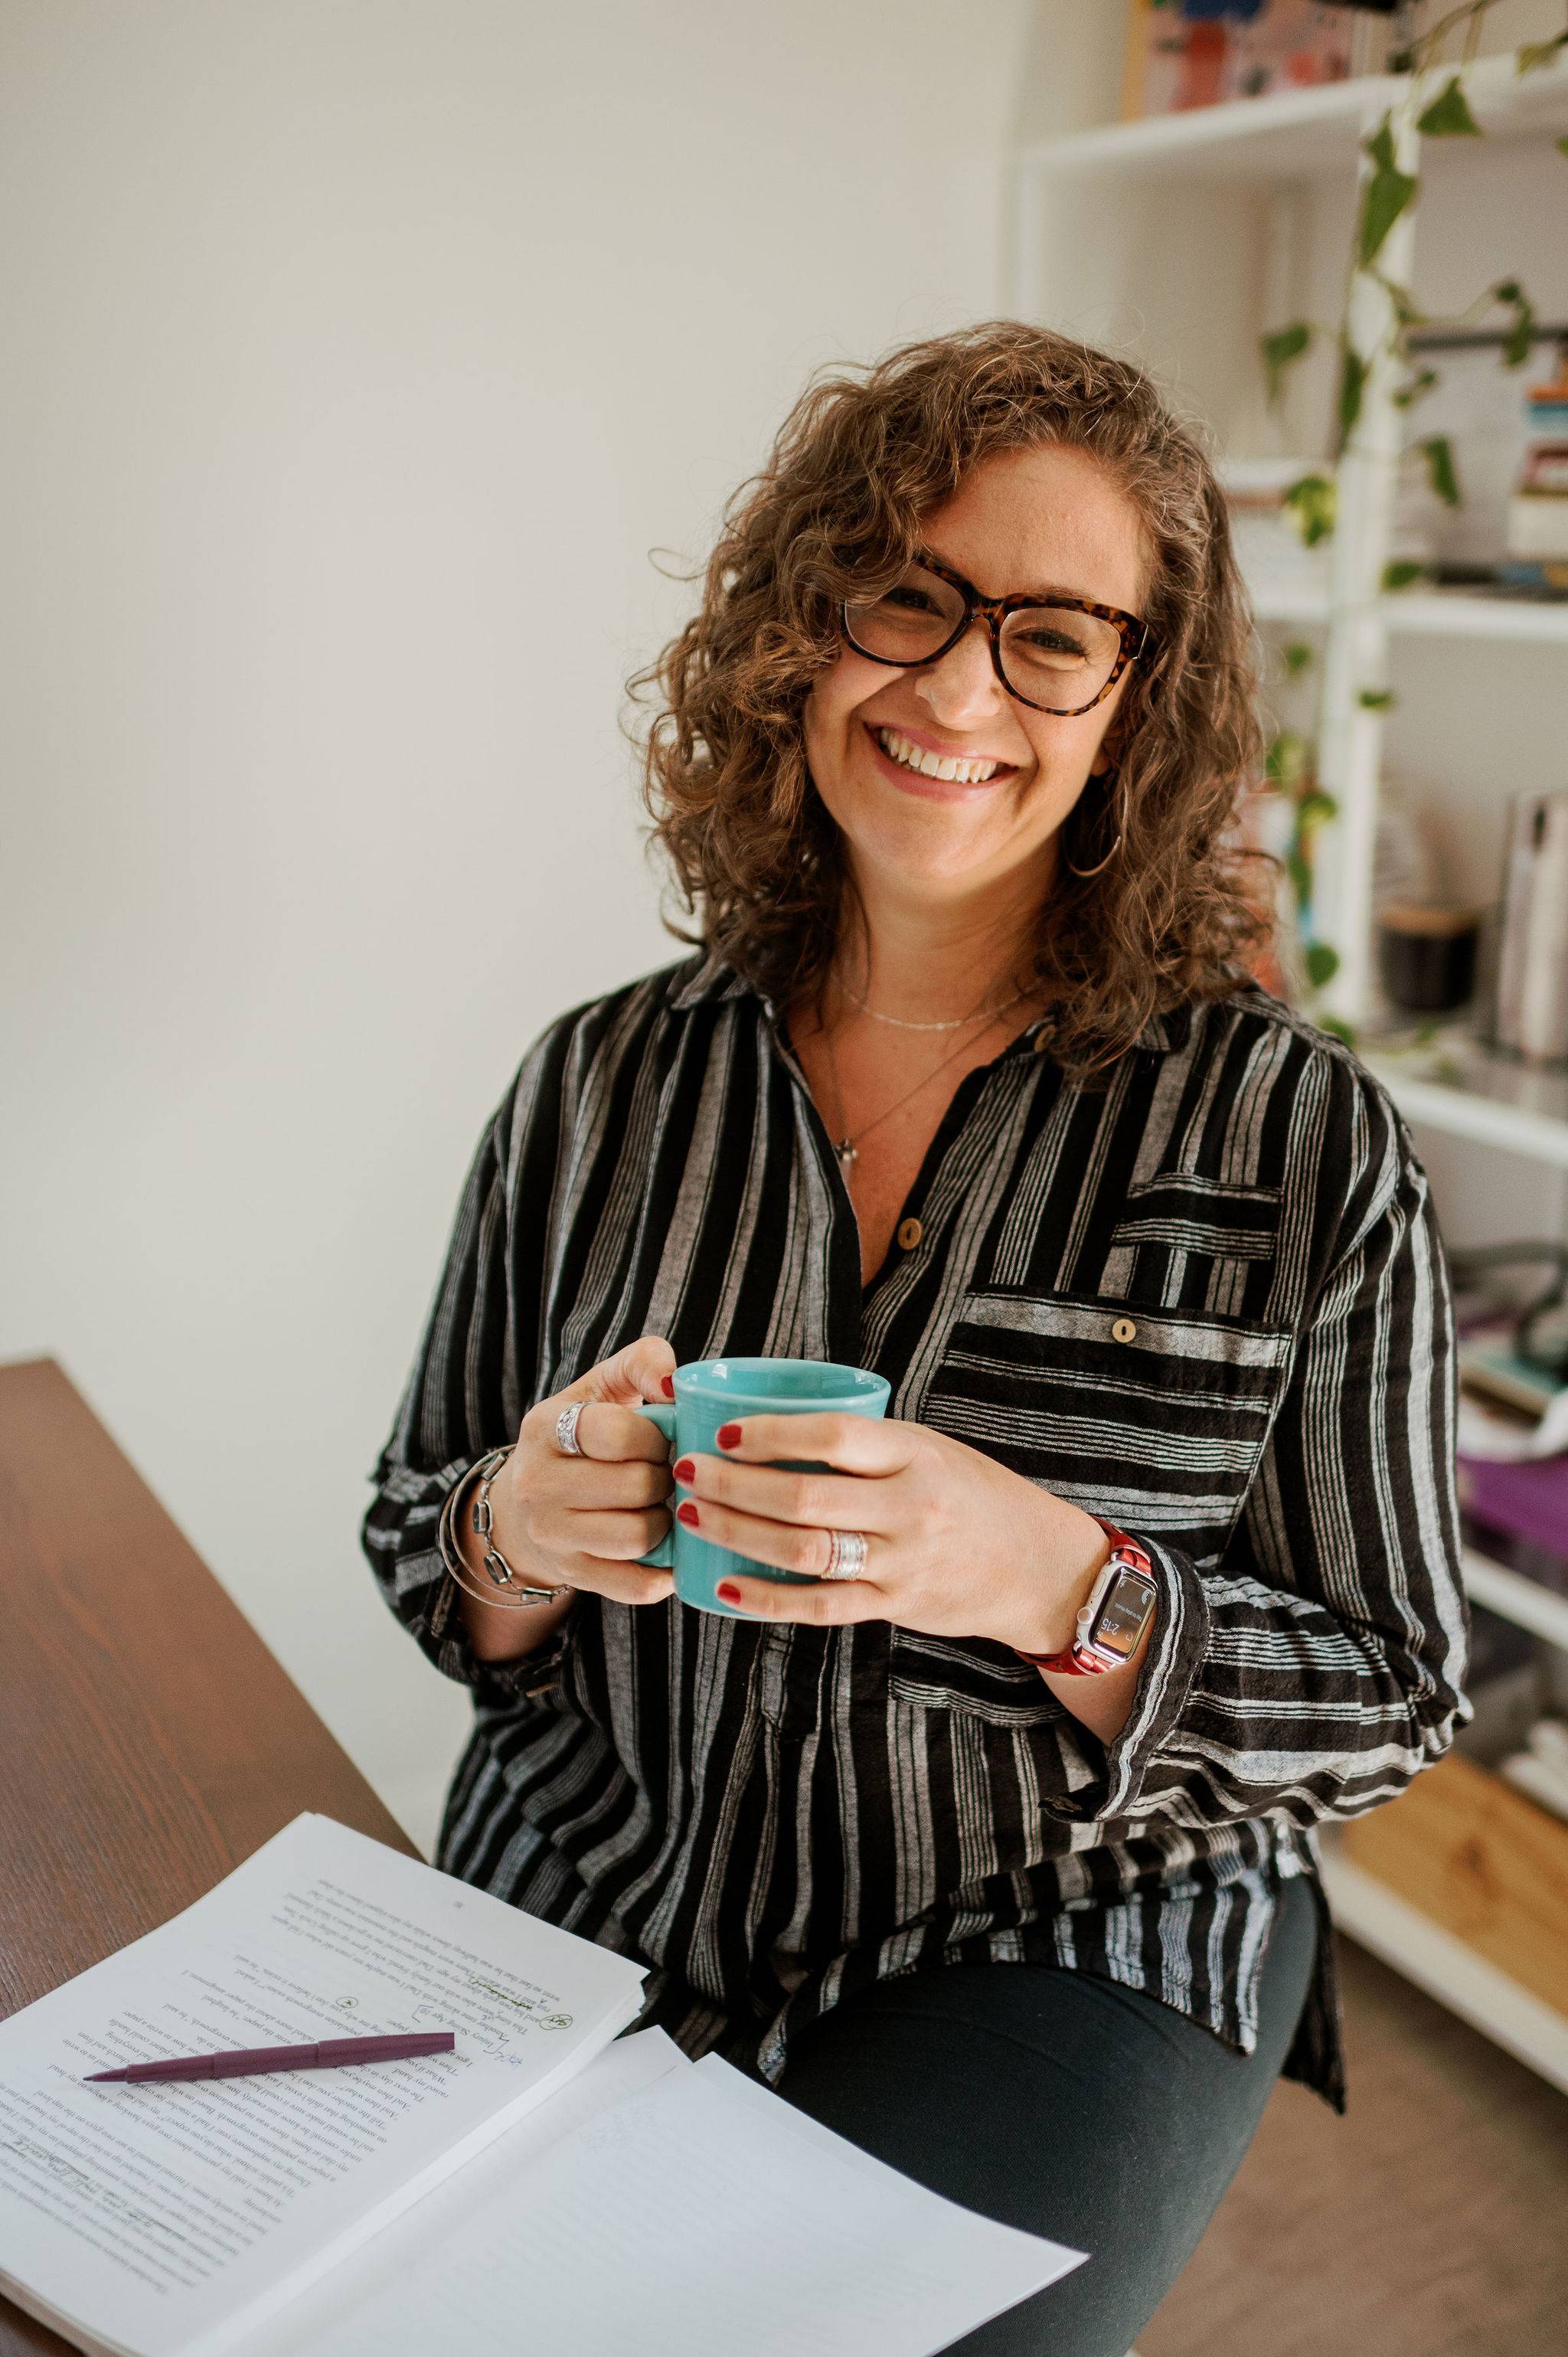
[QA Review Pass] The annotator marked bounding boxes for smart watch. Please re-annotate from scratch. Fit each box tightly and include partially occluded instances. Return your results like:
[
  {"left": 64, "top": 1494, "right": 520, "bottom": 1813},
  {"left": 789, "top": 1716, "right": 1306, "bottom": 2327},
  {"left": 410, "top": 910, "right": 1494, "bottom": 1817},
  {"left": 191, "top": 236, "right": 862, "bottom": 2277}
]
[{"left": 1012, "top": 1519, "right": 1158, "bottom": 1676}]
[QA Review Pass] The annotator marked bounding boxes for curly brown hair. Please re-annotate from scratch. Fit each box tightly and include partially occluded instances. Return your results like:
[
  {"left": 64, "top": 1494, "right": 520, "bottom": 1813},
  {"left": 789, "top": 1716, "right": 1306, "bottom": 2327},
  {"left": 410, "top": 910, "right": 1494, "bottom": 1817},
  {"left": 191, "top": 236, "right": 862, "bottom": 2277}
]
[{"left": 629, "top": 320, "right": 1268, "bottom": 1080}]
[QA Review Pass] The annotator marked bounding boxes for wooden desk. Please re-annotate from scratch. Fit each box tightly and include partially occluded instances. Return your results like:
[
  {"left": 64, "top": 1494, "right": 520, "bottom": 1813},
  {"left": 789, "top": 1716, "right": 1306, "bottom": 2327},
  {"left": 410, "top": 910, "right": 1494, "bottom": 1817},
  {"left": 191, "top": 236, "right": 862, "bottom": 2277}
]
[{"left": 0, "top": 1358, "right": 415, "bottom": 2355}]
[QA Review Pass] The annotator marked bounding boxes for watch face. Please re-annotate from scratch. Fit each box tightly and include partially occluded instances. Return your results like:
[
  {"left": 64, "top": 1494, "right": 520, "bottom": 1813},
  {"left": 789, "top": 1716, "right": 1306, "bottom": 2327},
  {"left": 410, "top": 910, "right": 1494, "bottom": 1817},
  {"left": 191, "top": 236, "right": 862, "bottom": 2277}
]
[{"left": 1091, "top": 1570, "right": 1154, "bottom": 1662}]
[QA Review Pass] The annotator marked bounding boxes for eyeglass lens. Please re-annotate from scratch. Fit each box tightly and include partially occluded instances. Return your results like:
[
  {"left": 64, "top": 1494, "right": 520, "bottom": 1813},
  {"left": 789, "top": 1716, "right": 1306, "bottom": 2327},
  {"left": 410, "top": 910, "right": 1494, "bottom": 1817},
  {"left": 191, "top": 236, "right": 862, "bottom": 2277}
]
[{"left": 843, "top": 563, "right": 1124, "bottom": 711}]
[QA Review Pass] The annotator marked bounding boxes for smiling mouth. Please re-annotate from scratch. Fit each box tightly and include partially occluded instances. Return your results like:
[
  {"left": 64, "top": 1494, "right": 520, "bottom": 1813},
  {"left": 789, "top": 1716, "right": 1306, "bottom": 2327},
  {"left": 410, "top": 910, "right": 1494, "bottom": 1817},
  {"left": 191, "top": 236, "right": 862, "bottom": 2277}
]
[{"left": 871, "top": 726, "right": 1014, "bottom": 786}]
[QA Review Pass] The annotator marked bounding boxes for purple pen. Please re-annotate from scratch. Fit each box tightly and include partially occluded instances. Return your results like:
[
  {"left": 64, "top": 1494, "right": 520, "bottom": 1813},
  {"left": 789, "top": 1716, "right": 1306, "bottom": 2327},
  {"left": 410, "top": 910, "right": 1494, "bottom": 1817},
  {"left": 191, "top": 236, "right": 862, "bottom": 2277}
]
[{"left": 83, "top": 2031, "right": 456, "bottom": 2084}]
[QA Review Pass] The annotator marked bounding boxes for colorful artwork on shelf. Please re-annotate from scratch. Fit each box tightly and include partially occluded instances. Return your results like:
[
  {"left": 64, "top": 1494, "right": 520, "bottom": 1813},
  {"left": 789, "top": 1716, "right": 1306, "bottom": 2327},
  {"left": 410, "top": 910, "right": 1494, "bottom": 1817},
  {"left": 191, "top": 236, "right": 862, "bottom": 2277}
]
[{"left": 1120, "top": 0, "right": 1377, "bottom": 120}]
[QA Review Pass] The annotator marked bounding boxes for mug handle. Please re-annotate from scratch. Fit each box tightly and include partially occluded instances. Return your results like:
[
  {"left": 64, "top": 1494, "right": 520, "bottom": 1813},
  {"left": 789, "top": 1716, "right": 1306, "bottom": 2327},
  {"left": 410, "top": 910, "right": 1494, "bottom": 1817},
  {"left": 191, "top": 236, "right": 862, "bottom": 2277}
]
[{"left": 632, "top": 1399, "right": 677, "bottom": 1568}]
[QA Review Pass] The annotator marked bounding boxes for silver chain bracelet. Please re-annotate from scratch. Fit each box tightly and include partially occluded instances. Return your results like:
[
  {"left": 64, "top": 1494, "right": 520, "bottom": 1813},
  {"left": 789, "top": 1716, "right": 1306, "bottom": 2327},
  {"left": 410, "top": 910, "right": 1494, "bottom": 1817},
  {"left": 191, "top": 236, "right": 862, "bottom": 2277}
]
[{"left": 442, "top": 1445, "right": 572, "bottom": 1610}]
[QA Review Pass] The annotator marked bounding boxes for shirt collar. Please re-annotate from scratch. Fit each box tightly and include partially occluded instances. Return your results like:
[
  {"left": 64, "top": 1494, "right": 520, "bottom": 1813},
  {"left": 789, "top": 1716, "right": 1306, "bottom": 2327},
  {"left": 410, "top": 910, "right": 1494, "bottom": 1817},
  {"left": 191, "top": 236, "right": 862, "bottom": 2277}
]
[
  {"left": 668, "top": 950, "right": 1196, "bottom": 1057},
  {"left": 667, "top": 952, "right": 756, "bottom": 1012},
  {"left": 1132, "top": 1001, "right": 1194, "bottom": 1054}
]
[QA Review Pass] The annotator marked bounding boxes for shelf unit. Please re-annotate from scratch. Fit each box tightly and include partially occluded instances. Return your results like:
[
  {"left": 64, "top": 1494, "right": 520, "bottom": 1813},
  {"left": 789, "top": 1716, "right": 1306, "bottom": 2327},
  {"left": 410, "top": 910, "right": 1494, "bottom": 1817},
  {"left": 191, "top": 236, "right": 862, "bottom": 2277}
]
[
  {"left": 1019, "top": 45, "right": 1568, "bottom": 2090},
  {"left": 1464, "top": 1547, "right": 1568, "bottom": 1654},
  {"left": 1318, "top": 1848, "right": 1568, "bottom": 2095},
  {"left": 1018, "top": 48, "right": 1568, "bottom": 185},
  {"left": 1256, "top": 590, "right": 1568, "bottom": 642},
  {"left": 1363, "top": 1031, "right": 1568, "bottom": 1165}
]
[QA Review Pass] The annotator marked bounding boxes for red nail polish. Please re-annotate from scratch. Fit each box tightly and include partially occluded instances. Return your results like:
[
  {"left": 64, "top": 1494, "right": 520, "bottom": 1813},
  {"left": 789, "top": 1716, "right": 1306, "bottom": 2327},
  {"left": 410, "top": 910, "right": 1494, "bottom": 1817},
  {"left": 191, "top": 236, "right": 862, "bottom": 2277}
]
[
  {"left": 672, "top": 1457, "right": 695, "bottom": 1485},
  {"left": 716, "top": 1581, "right": 741, "bottom": 1603},
  {"left": 662, "top": 1375, "right": 675, "bottom": 1399},
  {"left": 716, "top": 1423, "right": 742, "bottom": 1450},
  {"left": 676, "top": 1501, "right": 700, "bottom": 1528}
]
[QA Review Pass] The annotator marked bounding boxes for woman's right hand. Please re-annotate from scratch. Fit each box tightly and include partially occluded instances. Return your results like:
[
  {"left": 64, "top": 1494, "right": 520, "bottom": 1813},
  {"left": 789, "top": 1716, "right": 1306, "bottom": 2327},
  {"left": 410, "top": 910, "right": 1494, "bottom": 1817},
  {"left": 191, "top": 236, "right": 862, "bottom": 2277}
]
[{"left": 476, "top": 1335, "right": 678, "bottom": 1610}]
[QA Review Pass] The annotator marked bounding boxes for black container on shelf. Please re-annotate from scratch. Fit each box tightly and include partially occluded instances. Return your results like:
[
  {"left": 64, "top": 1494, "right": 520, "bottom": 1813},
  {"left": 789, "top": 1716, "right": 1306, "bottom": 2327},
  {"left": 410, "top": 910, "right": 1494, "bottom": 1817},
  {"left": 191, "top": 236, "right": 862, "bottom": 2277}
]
[{"left": 1377, "top": 901, "right": 1481, "bottom": 1015}]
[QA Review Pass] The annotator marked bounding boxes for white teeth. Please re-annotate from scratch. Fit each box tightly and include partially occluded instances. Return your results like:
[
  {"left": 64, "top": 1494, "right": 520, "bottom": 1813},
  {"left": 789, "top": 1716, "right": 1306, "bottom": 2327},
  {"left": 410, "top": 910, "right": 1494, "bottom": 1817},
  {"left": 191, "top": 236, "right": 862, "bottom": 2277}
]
[{"left": 876, "top": 728, "right": 1000, "bottom": 785}]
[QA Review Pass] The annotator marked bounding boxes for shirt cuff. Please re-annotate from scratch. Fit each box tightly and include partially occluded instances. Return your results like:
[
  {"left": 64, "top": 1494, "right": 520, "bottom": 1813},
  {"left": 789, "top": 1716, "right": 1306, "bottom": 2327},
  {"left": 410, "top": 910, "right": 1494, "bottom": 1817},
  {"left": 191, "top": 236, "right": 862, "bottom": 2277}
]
[
  {"left": 1096, "top": 1535, "right": 1213, "bottom": 1822},
  {"left": 429, "top": 1473, "right": 577, "bottom": 1704}
]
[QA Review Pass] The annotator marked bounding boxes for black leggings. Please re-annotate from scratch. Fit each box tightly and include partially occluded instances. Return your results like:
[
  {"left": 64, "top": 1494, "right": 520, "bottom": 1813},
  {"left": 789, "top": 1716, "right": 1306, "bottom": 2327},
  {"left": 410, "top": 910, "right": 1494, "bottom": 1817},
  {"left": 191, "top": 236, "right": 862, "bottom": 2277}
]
[{"left": 775, "top": 1874, "right": 1320, "bottom": 2357}]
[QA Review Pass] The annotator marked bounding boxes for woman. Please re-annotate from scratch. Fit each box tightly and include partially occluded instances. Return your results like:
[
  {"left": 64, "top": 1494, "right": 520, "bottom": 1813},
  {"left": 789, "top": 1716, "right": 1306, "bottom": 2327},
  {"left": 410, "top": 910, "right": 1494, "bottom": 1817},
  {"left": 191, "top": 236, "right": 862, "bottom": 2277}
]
[{"left": 364, "top": 322, "right": 1467, "bottom": 2357}]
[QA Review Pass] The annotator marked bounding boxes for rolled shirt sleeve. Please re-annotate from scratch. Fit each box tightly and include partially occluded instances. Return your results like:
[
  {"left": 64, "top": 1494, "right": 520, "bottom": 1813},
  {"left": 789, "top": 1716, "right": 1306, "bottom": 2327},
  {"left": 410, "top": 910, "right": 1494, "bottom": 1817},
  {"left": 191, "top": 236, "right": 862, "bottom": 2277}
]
[{"left": 1096, "top": 1113, "right": 1469, "bottom": 1832}]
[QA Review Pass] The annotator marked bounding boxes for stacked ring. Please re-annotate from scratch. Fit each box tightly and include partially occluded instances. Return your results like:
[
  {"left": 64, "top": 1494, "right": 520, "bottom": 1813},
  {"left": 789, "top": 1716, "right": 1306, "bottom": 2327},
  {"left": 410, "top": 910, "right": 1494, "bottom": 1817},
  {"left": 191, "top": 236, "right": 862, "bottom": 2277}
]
[{"left": 822, "top": 1528, "right": 868, "bottom": 1581}]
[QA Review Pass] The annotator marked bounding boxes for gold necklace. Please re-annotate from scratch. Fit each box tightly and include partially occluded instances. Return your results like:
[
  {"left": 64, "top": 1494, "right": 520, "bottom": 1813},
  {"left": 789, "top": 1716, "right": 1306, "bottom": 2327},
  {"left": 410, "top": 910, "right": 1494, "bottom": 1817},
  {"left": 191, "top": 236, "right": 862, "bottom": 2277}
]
[{"left": 834, "top": 971, "right": 1029, "bottom": 1033}]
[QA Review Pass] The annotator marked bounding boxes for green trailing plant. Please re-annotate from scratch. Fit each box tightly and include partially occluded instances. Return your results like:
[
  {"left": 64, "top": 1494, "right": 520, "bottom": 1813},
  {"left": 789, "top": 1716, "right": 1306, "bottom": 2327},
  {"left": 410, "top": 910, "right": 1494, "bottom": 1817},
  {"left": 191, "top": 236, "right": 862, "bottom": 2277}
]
[
  {"left": 1261, "top": 2, "right": 1560, "bottom": 522},
  {"left": 1261, "top": 642, "right": 1344, "bottom": 1022},
  {"left": 1248, "top": 5, "right": 1563, "bottom": 1045},
  {"left": 1282, "top": 471, "right": 1336, "bottom": 544}
]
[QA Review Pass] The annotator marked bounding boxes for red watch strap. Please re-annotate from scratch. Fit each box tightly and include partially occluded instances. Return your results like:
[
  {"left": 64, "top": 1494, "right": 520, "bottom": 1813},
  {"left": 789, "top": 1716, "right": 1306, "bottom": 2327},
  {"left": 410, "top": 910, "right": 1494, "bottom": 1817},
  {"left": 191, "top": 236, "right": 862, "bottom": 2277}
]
[{"left": 1013, "top": 1519, "right": 1154, "bottom": 1676}]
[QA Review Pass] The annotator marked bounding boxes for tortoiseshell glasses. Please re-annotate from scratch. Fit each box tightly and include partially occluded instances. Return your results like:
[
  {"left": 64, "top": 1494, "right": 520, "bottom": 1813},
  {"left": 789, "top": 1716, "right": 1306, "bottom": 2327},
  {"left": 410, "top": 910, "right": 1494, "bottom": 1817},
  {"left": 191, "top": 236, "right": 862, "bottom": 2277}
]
[{"left": 841, "top": 551, "right": 1152, "bottom": 718}]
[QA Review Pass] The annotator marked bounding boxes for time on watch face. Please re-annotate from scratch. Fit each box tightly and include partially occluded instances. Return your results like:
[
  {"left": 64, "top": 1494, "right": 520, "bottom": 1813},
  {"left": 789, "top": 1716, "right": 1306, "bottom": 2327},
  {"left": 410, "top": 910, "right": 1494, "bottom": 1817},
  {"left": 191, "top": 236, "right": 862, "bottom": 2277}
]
[{"left": 1092, "top": 1571, "right": 1154, "bottom": 1662}]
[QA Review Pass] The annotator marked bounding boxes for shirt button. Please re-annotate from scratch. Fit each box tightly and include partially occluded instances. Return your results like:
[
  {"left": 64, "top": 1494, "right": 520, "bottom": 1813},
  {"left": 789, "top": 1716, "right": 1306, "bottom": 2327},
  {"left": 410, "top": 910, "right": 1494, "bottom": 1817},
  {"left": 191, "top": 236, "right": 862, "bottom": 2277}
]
[
  {"left": 1111, "top": 1316, "right": 1138, "bottom": 1343},
  {"left": 897, "top": 1217, "right": 923, "bottom": 1251}
]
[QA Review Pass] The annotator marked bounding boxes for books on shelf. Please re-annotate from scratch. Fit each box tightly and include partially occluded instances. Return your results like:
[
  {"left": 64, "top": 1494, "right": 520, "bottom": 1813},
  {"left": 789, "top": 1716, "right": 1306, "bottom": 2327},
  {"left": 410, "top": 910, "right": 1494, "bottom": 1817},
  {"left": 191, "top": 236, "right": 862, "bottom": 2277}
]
[
  {"left": 1458, "top": 1444, "right": 1568, "bottom": 1586},
  {"left": 1456, "top": 1319, "right": 1568, "bottom": 1613},
  {"left": 1459, "top": 1332, "right": 1563, "bottom": 1427},
  {"left": 0, "top": 1815, "right": 1080, "bottom": 2357},
  {"left": 1506, "top": 361, "right": 1568, "bottom": 565},
  {"left": 1119, "top": 0, "right": 1387, "bottom": 123}
]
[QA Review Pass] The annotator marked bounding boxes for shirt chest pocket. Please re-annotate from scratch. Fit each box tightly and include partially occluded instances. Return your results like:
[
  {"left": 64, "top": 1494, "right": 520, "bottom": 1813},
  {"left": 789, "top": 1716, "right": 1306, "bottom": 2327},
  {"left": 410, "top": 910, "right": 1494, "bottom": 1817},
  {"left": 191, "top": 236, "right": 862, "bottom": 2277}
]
[
  {"left": 1102, "top": 1172, "right": 1282, "bottom": 1324},
  {"left": 919, "top": 1285, "right": 1295, "bottom": 1570}
]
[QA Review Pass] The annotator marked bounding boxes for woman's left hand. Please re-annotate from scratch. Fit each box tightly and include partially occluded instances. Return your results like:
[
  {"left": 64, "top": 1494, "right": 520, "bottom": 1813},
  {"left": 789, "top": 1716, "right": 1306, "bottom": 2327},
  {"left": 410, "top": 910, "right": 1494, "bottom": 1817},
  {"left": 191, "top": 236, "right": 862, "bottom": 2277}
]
[{"left": 672, "top": 1414, "right": 1112, "bottom": 1657}]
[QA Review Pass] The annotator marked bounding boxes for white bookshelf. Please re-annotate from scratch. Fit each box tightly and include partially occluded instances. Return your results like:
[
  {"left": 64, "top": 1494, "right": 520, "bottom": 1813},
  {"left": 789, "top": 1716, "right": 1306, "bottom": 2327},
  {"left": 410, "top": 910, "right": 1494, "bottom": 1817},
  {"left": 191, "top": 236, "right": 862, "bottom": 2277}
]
[
  {"left": 1258, "top": 591, "right": 1568, "bottom": 642},
  {"left": 1022, "top": 47, "right": 1568, "bottom": 180},
  {"left": 1019, "top": 47, "right": 1568, "bottom": 2091},
  {"left": 1464, "top": 1547, "right": 1568, "bottom": 1655},
  {"left": 1363, "top": 1034, "right": 1568, "bottom": 1165},
  {"left": 1381, "top": 593, "right": 1568, "bottom": 643},
  {"left": 1319, "top": 1849, "right": 1568, "bottom": 2097}
]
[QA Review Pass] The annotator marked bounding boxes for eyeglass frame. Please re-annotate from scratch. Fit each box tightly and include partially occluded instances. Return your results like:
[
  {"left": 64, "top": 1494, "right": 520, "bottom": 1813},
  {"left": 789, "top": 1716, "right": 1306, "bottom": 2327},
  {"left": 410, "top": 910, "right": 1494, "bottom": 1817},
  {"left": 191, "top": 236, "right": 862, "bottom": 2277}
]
[{"left": 839, "top": 549, "right": 1153, "bottom": 718}]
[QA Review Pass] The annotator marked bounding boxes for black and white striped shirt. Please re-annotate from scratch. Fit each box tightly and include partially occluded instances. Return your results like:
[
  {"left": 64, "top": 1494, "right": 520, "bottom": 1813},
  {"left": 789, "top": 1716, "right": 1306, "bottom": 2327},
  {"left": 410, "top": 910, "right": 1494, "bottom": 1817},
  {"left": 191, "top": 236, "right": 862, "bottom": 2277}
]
[{"left": 363, "top": 952, "right": 1468, "bottom": 2109}]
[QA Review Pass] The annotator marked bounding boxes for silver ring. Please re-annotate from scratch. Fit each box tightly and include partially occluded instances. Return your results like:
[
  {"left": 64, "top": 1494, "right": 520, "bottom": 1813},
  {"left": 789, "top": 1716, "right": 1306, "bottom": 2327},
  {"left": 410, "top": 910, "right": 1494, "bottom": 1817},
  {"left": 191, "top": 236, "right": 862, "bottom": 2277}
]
[
  {"left": 554, "top": 1400, "right": 586, "bottom": 1457},
  {"left": 822, "top": 1528, "right": 867, "bottom": 1581}
]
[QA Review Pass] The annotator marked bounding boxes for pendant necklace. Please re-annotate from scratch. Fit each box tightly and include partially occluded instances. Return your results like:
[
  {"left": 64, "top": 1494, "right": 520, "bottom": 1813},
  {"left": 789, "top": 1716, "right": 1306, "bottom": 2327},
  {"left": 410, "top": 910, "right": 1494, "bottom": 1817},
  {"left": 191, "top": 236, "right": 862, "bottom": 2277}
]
[{"left": 822, "top": 981, "right": 1019, "bottom": 1172}]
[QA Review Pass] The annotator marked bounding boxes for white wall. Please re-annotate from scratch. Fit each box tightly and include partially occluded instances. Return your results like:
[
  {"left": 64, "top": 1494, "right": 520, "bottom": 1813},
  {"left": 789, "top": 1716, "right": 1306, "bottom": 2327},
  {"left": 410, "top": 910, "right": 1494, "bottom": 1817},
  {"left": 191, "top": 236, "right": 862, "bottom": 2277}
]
[{"left": 3, "top": 2, "right": 1140, "bottom": 1852}]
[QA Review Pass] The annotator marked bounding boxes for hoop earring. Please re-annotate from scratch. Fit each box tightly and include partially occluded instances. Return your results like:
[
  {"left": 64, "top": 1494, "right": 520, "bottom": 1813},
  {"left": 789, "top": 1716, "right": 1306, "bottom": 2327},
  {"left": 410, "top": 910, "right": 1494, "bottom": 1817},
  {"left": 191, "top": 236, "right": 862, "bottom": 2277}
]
[{"left": 1063, "top": 773, "right": 1123, "bottom": 881}]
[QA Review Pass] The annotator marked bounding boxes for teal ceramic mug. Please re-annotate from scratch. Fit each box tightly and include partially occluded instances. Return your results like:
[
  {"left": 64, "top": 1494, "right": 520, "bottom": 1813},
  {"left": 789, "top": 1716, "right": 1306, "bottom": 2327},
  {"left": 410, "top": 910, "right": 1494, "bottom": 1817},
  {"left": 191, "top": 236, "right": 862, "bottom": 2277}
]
[{"left": 633, "top": 1356, "right": 891, "bottom": 1617}]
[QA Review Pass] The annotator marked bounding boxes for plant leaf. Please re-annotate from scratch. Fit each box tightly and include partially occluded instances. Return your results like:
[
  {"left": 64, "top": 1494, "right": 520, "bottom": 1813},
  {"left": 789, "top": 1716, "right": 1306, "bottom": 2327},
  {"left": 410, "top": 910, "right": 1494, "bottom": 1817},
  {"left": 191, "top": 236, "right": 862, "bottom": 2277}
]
[
  {"left": 1282, "top": 642, "right": 1314, "bottom": 678},
  {"left": 1419, "top": 435, "right": 1462, "bottom": 507},
  {"left": 1359, "top": 147, "right": 1418, "bottom": 267},
  {"left": 1318, "top": 1014, "right": 1356, "bottom": 1047},
  {"left": 1298, "top": 791, "right": 1338, "bottom": 832},
  {"left": 1283, "top": 474, "right": 1337, "bottom": 548},
  {"left": 1358, "top": 688, "right": 1396, "bottom": 711},
  {"left": 1261, "top": 322, "right": 1312, "bottom": 407},
  {"left": 1287, "top": 848, "right": 1313, "bottom": 905},
  {"left": 1305, "top": 941, "right": 1341, "bottom": 989},
  {"left": 1266, "top": 730, "right": 1311, "bottom": 787},
  {"left": 1337, "top": 346, "right": 1369, "bottom": 453},
  {"left": 1383, "top": 559, "right": 1424, "bottom": 592},
  {"left": 1393, "top": 365, "right": 1439, "bottom": 410},
  {"left": 1517, "top": 34, "right": 1568, "bottom": 76},
  {"left": 1416, "top": 76, "right": 1481, "bottom": 137},
  {"left": 1560, "top": 136, "right": 1568, "bottom": 159},
  {"left": 1494, "top": 278, "right": 1537, "bottom": 367}
]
